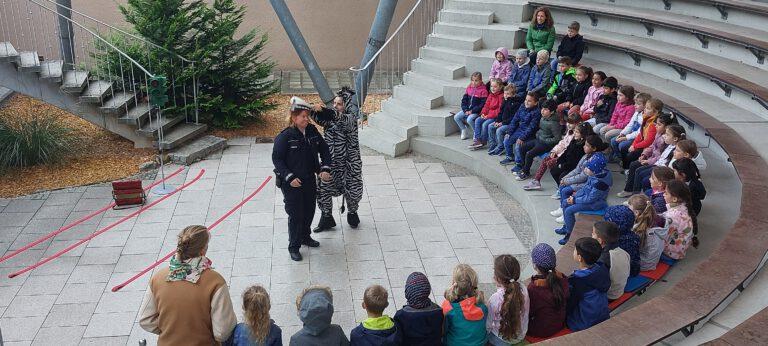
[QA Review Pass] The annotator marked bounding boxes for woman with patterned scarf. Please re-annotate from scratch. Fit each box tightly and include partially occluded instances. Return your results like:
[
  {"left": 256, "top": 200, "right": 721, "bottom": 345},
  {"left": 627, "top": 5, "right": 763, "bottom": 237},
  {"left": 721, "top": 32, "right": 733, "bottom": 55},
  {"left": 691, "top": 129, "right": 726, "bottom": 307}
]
[{"left": 139, "top": 225, "right": 237, "bottom": 345}]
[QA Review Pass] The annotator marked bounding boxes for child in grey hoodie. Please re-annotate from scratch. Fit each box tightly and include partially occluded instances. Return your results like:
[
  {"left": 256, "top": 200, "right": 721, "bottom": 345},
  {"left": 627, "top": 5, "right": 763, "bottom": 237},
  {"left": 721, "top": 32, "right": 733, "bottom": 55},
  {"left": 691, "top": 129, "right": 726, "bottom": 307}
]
[{"left": 290, "top": 286, "right": 350, "bottom": 346}]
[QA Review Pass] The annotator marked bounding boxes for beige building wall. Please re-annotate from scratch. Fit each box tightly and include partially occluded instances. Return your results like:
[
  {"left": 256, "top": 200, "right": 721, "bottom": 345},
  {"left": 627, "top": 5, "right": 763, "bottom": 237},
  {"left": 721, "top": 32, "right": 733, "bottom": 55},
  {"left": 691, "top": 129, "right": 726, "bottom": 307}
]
[{"left": 65, "top": 0, "right": 419, "bottom": 70}]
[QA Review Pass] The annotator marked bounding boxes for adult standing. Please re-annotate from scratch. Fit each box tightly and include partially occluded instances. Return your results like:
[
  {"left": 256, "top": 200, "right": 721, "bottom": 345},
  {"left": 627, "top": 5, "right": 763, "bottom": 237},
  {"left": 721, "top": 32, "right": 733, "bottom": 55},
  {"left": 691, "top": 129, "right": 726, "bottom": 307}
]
[
  {"left": 139, "top": 225, "right": 237, "bottom": 345},
  {"left": 310, "top": 87, "right": 364, "bottom": 232},
  {"left": 272, "top": 96, "right": 332, "bottom": 261}
]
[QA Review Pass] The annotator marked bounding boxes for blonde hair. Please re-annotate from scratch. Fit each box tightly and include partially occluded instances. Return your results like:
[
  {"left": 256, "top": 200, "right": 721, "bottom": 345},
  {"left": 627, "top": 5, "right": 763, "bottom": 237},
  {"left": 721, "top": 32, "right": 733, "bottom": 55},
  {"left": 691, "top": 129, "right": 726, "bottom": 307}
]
[
  {"left": 176, "top": 225, "right": 209, "bottom": 261},
  {"left": 295, "top": 285, "right": 333, "bottom": 310},
  {"left": 444, "top": 264, "right": 484, "bottom": 304},
  {"left": 243, "top": 285, "right": 271, "bottom": 344},
  {"left": 363, "top": 285, "right": 389, "bottom": 315},
  {"left": 536, "top": 50, "right": 550, "bottom": 60},
  {"left": 628, "top": 194, "right": 656, "bottom": 248}
]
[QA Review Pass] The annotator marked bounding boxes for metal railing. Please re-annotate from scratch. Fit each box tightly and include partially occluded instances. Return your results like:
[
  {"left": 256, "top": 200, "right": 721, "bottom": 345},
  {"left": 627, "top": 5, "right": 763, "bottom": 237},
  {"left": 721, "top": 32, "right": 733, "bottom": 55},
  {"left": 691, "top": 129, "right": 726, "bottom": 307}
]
[
  {"left": 0, "top": 0, "right": 199, "bottom": 124},
  {"left": 349, "top": 0, "right": 444, "bottom": 121}
]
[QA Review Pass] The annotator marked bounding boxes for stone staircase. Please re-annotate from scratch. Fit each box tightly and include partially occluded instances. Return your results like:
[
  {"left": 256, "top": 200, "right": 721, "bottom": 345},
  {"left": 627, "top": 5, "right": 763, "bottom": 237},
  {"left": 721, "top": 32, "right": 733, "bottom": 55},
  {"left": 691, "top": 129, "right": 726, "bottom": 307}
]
[
  {"left": 359, "top": 0, "right": 529, "bottom": 156},
  {"left": 0, "top": 41, "right": 207, "bottom": 150}
]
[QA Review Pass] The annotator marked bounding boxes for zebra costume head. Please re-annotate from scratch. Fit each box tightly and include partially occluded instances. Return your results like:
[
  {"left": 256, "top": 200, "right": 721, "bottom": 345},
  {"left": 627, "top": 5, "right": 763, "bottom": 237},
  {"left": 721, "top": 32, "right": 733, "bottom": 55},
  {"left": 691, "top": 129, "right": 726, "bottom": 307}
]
[{"left": 337, "top": 86, "right": 359, "bottom": 116}]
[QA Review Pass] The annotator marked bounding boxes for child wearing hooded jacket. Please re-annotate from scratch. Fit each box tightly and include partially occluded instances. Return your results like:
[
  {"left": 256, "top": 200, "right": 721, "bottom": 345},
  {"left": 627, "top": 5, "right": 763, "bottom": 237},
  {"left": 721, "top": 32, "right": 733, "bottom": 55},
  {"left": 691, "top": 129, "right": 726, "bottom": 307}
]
[
  {"left": 604, "top": 205, "right": 641, "bottom": 278},
  {"left": 351, "top": 285, "right": 400, "bottom": 346},
  {"left": 567, "top": 237, "right": 610, "bottom": 331},
  {"left": 442, "top": 264, "right": 488, "bottom": 346},
  {"left": 508, "top": 49, "right": 531, "bottom": 99},
  {"left": 394, "top": 272, "right": 444, "bottom": 346},
  {"left": 513, "top": 99, "right": 562, "bottom": 181},
  {"left": 528, "top": 50, "right": 552, "bottom": 95},
  {"left": 454, "top": 72, "right": 489, "bottom": 140},
  {"left": 470, "top": 78, "right": 505, "bottom": 150},
  {"left": 488, "top": 85, "right": 523, "bottom": 156},
  {"left": 488, "top": 48, "right": 512, "bottom": 88},
  {"left": 290, "top": 286, "right": 349, "bottom": 346},
  {"left": 500, "top": 92, "right": 541, "bottom": 166},
  {"left": 553, "top": 152, "right": 612, "bottom": 245}
]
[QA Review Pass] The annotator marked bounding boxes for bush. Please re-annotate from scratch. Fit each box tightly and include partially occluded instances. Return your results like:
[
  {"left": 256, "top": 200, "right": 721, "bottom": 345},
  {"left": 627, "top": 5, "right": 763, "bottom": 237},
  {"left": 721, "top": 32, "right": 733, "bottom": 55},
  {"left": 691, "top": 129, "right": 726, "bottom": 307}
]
[{"left": 0, "top": 116, "right": 74, "bottom": 170}]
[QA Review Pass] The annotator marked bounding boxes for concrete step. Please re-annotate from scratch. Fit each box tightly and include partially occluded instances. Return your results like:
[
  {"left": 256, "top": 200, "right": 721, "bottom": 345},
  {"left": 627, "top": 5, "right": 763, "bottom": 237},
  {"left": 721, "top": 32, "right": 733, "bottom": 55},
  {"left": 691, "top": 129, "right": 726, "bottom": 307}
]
[
  {"left": 137, "top": 114, "right": 184, "bottom": 137},
  {"left": 17, "top": 51, "right": 40, "bottom": 72},
  {"left": 433, "top": 22, "right": 521, "bottom": 49},
  {"left": 439, "top": 8, "right": 495, "bottom": 25},
  {"left": 420, "top": 46, "right": 497, "bottom": 75},
  {"left": 79, "top": 80, "right": 113, "bottom": 103},
  {"left": 168, "top": 135, "right": 227, "bottom": 165},
  {"left": 380, "top": 97, "right": 459, "bottom": 137},
  {"left": 38, "top": 60, "right": 63, "bottom": 81},
  {"left": 402, "top": 71, "right": 467, "bottom": 106},
  {"left": 0, "top": 42, "right": 19, "bottom": 62},
  {"left": 427, "top": 33, "right": 483, "bottom": 51},
  {"left": 392, "top": 84, "right": 444, "bottom": 110},
  {"left": 368, "top": 111, "right": 419, "bottom": 138},
  {"left": 444, "top": 0, "right": 528, "bottom": 24},
  {"left": 358, "top": 125, "right": 410, "bottom": 157},
  {"left": 99, "top": 91, "right": 136, "bottom": 115},
  {"left": 60, "top": 70, "right": 90, "bottom": 93},
  {"left": 118, "top": 103, "right": 151, "bottom": 127},
  {"left": 158, "top": 122, "right": 208, "bottom": 150},
  {"left": 411, "top": 58, "right": 466, "bottom": 80}
]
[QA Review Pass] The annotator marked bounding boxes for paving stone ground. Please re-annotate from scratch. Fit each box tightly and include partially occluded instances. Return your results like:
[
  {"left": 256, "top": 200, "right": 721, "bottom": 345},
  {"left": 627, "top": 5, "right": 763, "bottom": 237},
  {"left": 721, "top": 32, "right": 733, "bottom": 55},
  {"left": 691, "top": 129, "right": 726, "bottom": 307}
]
[{"left": 0, "top": 140, "right": 530, "bottom": 345}]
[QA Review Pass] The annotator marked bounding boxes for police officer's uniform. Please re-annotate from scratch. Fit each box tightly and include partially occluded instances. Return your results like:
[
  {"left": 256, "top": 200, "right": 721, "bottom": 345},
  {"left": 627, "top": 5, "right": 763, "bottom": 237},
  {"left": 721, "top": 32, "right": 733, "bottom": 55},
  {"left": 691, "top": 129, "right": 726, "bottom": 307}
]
[{"left": 272, "top": 98, "right": 331, "bottom": 260}]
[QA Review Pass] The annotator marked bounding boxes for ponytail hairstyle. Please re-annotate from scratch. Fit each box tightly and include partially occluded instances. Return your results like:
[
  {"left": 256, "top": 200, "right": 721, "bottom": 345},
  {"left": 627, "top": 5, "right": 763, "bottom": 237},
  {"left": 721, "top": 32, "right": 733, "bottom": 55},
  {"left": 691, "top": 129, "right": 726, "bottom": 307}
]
[
  {"left": 656, "top": 112, "right": 677, "bottom": 127},
  {"left": 652, "top": 166, "right": 676, "bottom": 190},
  {"left": 574, "top": 122, "right": 594, "bottom": 142},
  {"left": 646, "top": 98, "right": 664, "bottom": 117},
  {"left": 176, "top": 225, "right": 209, "bottom": 261},
  {"left": 666, "top": 180, "right": 699, "bottom": 248},
  {"left": 618, "top": 85, "right": 636, "bottom": 105},
  {"left": 628, "top": 194, "right": 656, "bottom": 248},
  {"left": 470, "top": 71, "right": 484, "bottom": 86},
  {"left": 665, "top": 124, "right": 686, "bottom": 142},
  {"left": 243, "top": 285, "right": 271, "bottom": 344},
  {"left": 577, "top": 65, "right": 593, "bottom": 81},
  {"left": 585, "top": 134, "right": 609, "bottom": 152},
  {"left": 445, "top": 264, "right": 484, "bottom": 304},
  {"left": 675, "top": 139, "right": 699, "bottom": 159},
  {"left": 494, "top": 255, "right": 524, "bottom": 341},
  {"left": 672, "top": 158, "right": 701, "bottom": 183}
]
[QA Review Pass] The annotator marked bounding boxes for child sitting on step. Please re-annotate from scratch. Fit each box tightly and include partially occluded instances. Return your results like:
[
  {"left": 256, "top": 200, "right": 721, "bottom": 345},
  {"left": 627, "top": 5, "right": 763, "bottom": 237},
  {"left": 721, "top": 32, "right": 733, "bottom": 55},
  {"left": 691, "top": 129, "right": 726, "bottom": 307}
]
[
  {"left": 648, "top": 166, "right": 676, "bottom": 215},
  {"left": 552, "top": 135, "right": 608, "bottom": 203},
  {"left": 499, "top": 92, "right": 541, "bottom": 166},
  {"left": 513, "top": 99, "right": 562, "bottom": 181},
  {"left": 556, "top": 66, "right": 592, "bottom": 121},
  {"left": 589, "top": 76, "right": 618, "bottom": 128},
  {"left": 508, "top": 49, "right": 531, "bottom": 99},
  {"left": 469, "top": 78, "right": 504, "bottom": 150},
  {"left": 527, "top": 50, "right": 552, "bottom": 96},
  {"left": 454, "top": 72, "right": 488, "bottom": 140},
  {"left": 662, "top": 180, "right": 698, "bottom": 261},
  {"left": 442, "top": 264, "right": 488, "bottom": 346},
  {"left": 546, "top": 57, "right": 577, "bottom": 104},
  {"left": 488, "top": 48, "right": 512, "bottom": 90},
  {"left": 592, "top": 221, "right": 630, "bottom": 301},
  {"left": 628, "top": 194, "right": 668, "bottom": 271},
  {"left": 672, "top": 158, "right": 706, "bottom": 216},
  {"left": 571, "top": 71, "right": 605, "bottom": 122},
  {"left": 567, "top": 237, "right": 610, "bottom": 331},
  {"left": 488, "top": 85, "right": 523, "bottom": 156},
  {"left": 486, "top": 255, "right": 529, "bottom": 345},
  {"left": 527, "top": 243, "right": 569, "bottom": 338},
  {"left": 547, "top": 122, "right": 593, "bottom": 197},
  {"left": 597, "top": 85, "right": 636, "bottom": 143},
  {"left": 524, "top": 112, "right": 582, "bottom": 191},
  {"left": 610, "top": 93, "right": 651, "bottom": 163}
]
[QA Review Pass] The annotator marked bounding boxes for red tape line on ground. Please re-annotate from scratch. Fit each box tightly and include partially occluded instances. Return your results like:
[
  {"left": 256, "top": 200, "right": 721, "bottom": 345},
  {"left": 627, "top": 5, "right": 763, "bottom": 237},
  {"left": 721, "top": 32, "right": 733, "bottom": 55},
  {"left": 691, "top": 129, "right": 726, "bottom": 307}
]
[
  {"left": 8, "top": 169, "right": 205, "bottom": 278},
  {"left": 111, "top": 175, "right": 272, "bottom": 292},
  {"left": 0, "top": 167, "right": 185, "bottom": 264}
]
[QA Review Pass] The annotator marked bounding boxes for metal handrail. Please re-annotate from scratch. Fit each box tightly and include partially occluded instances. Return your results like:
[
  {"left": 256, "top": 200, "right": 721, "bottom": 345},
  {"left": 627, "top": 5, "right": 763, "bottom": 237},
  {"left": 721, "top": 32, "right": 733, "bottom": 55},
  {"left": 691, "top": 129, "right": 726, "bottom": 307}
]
[
  {"left": 30, "top": 0, "right": 154, "bottom": 77},
  {"left": 349, "top": 0, "right": 425, "bottom": 72},
  {"left": 40, "top": 0, "right": 196, "bottom": 63}
]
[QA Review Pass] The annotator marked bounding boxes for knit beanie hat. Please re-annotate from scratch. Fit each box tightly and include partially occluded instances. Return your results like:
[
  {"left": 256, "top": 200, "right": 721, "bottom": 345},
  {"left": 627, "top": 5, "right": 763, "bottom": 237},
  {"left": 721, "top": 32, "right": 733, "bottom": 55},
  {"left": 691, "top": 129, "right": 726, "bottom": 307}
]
[
  {"left": 404, "top": 272, "right": 432, "bottom": 309},
  {"left": 516, "top": 48, "right": 530, "bottom": 65},
  {"left": 604, "top": 205, "right": 635, "bottom": 235},
  {"left": 603, "top": 76, "right": 618, "bottom": 89},
  {"left": 531, "top": 243, "right": 557, "bottom": 272},
  {"left": 586, "top": 152, "right": 607, "bottom": 175}
]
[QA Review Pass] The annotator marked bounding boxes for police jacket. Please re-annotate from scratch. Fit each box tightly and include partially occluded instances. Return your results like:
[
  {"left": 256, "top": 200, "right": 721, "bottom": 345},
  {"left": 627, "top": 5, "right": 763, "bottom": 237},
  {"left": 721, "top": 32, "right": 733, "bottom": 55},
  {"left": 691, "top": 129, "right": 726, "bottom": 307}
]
[{"left": 272, "top": 124, "right": 332, "bottom": 184}]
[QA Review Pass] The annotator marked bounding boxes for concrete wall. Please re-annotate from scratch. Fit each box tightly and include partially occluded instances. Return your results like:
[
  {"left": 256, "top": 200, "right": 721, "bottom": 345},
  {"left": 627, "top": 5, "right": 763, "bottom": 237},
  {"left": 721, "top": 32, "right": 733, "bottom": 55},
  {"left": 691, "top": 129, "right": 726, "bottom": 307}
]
[{"left": 62, "top": 0, "right": 419, "bottom": 70}]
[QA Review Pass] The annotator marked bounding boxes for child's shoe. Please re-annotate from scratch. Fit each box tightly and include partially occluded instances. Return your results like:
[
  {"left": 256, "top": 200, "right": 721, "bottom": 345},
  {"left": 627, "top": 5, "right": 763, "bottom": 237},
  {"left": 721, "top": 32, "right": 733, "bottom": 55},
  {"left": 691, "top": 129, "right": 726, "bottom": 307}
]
[
  {"left": 558, "top": 234, "right": 570, "bottom": 245},
  {"left": 468, "top": 140, "right": 480, "bottom": 148},
  {"left": 616, "top": 191, "right": 633, "bottom": 198},
  {"left": 499, "top": 157, "right": 514, "bottom": 166},
  {"left": 460, "top": 129, "right": 468, "bottom": 140},
  {"left": 523, "top": 180, "right": 541, "bottom": 190},
  {"left": 550, "top": 191, "right": 560, "bottom": 199},
  {"left": 555, "top": 227, "right": 568, "bottom": 235},
  {"left": 510, "top": 165, "right": 522, "bottom": 173},
  {"left": 555, "top": 216, "right": 564, "bottom": 224},
  {"left": 471, "top": 142, "right": 486, "bottom": 150},
  {"left": 550, "top": 208, "right": 563, "bottom": 217},
  {"left": 515, "top": 172, "right": 529, "bottom": 181}
]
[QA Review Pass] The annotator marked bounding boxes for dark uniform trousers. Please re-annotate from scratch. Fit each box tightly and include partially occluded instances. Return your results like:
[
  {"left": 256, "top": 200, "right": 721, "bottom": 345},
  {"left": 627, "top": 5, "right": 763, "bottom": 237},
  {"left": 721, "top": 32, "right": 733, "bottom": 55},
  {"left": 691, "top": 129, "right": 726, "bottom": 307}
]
[{"left": 282, "top": 178, "right": 316, "bottom": 252}]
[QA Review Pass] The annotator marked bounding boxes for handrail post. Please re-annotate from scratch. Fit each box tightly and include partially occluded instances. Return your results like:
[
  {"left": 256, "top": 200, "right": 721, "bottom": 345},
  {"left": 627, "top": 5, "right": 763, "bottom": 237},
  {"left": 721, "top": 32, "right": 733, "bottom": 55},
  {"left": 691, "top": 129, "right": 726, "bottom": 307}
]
[
  {"left": 55, "top": 0, "right": 74, "bottom": 69},
  {"left": 268, "top": 0, "right": 334, "bottom": 104},
  {"left": 355, "top": 0, "right": 399, "bottom": 108}
]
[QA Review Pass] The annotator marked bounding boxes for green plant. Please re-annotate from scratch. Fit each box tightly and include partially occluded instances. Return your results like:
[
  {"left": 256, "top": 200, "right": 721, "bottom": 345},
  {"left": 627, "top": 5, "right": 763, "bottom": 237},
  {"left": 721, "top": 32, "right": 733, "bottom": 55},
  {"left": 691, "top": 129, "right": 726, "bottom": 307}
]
[{"left": 0, "top": 116, "right": 74, "bottom": 170}]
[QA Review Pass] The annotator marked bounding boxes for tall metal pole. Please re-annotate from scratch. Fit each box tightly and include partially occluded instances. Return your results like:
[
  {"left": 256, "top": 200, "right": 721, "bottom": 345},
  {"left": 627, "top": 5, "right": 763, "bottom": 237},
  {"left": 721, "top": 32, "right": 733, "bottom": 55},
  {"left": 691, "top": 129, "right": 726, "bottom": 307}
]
[
  {"left": 268, "top": 0, "right": 334, "bottom": 104},
  {"left": 56, "top": 0, "right": 74, "bottom": 69},
  {"left": 355, "top": 0, "right": 399, "bottom": 108}
]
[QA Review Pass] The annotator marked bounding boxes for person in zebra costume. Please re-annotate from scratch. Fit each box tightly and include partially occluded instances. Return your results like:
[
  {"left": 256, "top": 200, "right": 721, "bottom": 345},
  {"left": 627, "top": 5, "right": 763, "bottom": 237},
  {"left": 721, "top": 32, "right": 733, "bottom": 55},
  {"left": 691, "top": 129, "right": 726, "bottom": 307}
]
[{"left": 310, "top": 87, "right": 363, "bottom": 231}]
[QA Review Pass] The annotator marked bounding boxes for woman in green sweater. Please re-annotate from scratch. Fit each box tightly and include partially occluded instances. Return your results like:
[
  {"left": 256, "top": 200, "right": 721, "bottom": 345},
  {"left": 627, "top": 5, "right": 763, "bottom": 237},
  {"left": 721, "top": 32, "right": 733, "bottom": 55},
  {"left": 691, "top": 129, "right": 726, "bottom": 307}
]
[{"left": 526, "top": 7, "right": 556, "bottom": 65}]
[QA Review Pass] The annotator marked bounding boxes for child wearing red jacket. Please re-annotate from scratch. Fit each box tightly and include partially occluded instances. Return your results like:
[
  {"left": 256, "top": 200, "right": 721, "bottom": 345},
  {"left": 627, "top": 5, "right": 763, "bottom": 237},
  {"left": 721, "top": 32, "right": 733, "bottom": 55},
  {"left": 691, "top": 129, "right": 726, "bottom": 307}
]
[
  {"left": 620, "top": 98, "right": 663, "bottom": 169},
  {"left": 470, "top": 78, "right": 505, "bottom": 150}
]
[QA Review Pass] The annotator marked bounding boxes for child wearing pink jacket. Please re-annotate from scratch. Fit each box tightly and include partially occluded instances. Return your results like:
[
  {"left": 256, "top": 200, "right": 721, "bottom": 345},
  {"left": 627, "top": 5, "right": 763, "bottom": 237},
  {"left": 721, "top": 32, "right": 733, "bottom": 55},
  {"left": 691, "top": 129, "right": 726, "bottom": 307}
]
[
  {"left": 489, "top": 47, "right": 512, "bottom": 83},
  {"left": 597, "top": 85, "right": 636, "bottom": 143},
  {"left": 571, "top": 71, "right": 605, "bottom": 121}
]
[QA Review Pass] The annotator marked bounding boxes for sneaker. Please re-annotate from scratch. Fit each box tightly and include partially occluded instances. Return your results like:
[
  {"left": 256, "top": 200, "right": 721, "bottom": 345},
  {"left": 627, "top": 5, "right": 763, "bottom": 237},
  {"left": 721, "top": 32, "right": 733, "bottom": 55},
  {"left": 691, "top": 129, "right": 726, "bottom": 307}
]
[
  {"left": 550, "top": 208, "right": 563, "bottom": 217},
  {"left": 555, "top": 216, "right": 564, "bottom": 224},
  {"left": 555, "top": 227, "right": 568, "bottom": 235},
  {"left": 550, "top": 192, "right": 561, "bottom": 199},
  {"left": 487, "top": 149, "right": 498, "bottom": 156},
  {"left": 558, "top": 235, "right": 570, "bottom": 245},
  {"left": 510, "top": 165, "right": 522, "bottom": 173},
  {"left": 616, "top": 191, "right": 633, "bottom": 198},
  {"left": 515, "top": 172, "right": 530, "bottom": 181},
  {"left": 460, "top": 129, "right": 468, "bottom": 140},
  {"left": 499, "top": 157, "right": 514, "bottom": 166},
  {"left": 523, "top": 180, "right": 542, "bottom": 190},
  {"left": 468, "top": 140, "right": 481, "bottom": 149},
  {"left": 471, "top": 142, "right": 486, "bottom": 150}
]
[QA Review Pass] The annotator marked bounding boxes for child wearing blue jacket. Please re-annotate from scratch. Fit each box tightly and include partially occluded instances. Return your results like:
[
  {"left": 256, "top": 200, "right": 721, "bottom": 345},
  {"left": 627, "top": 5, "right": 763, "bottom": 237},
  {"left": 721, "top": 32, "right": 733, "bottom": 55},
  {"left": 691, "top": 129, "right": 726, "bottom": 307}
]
[
  {"left": 508, "top": 49, "right": 531, "bottom": 98},
  {"left": 488, "top": 85, "right": 523, "bottom": 155},
  {"left": 554, "top": 152, "right": 612, "bottom": 245},
  {"left": 527, "top": 50, "right": 552, "bottom": 96},
  {"left": 567, "top": 237, "right": 611, "bottom": 332},
  {"left": 499, "top": 92, "right": 540, "bottom": 166}
]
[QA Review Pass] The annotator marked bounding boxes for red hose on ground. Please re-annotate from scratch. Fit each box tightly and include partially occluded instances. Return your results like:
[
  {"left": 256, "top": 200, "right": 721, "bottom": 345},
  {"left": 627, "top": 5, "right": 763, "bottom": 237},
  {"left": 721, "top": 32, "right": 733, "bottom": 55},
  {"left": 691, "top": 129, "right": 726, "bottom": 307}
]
[
  {"left": 0, "top": 167, "right": 186, "bottom": 264},
  {"left": 111, "top": 175, "right": 272, "bottom": 292},
  {"left": 8, "top": 169, "right": 206, "bottom": 278}
]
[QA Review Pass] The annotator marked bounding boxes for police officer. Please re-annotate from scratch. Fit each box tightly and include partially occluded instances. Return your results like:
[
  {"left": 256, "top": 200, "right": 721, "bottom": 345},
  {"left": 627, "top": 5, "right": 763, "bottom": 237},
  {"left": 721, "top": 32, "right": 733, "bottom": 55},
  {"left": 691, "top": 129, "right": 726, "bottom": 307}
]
[{"left": 272, "top": 96, "right": 332, "bottom": 261}]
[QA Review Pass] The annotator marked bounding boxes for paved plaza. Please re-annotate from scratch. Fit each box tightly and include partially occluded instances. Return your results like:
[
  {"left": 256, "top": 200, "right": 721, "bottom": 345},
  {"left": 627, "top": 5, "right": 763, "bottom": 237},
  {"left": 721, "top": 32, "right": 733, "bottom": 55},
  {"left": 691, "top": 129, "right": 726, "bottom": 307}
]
[{"left": 0, "top": 139, "right": 530, "bottom": 345}]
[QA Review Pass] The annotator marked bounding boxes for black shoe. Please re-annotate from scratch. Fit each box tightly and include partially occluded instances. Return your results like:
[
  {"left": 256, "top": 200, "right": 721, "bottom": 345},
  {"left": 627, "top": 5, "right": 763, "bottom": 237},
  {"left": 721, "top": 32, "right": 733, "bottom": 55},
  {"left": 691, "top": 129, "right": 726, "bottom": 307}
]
[
  {"left": 302, "top": 237, "right": 320, "bottom": 247},
  {"left": 312, "top": 214, "right": 337, "bottom": 233},
  {"left": 347, "top": 212, "right": 360, "bottom": 229},
  {"left": 289, "top": 251, "right": 303, "bottom": 261}
]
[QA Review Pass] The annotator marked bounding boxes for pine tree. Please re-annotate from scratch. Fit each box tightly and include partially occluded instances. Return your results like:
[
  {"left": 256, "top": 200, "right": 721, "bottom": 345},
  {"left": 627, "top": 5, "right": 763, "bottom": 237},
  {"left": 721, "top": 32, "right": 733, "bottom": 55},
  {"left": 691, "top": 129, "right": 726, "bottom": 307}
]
[{"left": 193, "top": 0, "right": 278, "bottom": 128}]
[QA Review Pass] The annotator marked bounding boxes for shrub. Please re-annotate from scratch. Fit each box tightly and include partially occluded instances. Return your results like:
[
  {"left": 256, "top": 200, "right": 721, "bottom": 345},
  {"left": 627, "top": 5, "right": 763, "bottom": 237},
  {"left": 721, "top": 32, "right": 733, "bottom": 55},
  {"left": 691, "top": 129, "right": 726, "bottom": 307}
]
[{"left": 0, "top": 116, "right": 74, "bottom": 170}]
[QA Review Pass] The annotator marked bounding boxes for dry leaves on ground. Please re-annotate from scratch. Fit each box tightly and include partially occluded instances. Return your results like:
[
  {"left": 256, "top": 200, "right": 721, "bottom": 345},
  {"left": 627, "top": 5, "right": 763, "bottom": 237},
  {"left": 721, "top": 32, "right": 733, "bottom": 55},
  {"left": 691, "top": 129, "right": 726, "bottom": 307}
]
[{"left": 0, "top": 94, "right": 155, "bottom": 198}]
